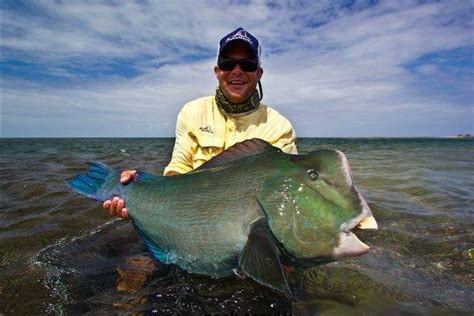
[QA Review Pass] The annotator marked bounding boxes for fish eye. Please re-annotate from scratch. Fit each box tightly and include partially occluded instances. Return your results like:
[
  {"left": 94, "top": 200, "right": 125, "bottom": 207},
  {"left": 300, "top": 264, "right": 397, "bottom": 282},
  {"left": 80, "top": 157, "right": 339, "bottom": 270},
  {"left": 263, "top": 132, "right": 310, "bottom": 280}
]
[{"left": 307, "top": 169, "right": 319, "bottom": 181}]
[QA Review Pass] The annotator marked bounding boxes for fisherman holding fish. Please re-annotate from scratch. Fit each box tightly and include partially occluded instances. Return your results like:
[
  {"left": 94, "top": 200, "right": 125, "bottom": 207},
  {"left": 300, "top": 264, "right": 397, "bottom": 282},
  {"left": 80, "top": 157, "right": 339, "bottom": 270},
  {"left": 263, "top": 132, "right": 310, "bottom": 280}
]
[
  {"left": 104, "top": 27, "right": 297, "bottom": 219},
  {"left": 71, "top": 27, "right": 378, "bottom": 294}
]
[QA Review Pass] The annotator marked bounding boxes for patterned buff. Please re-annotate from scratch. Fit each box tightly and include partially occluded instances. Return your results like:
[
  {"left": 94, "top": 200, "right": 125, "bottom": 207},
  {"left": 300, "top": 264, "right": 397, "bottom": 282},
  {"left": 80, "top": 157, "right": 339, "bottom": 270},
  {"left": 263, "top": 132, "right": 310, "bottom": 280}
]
[{"left": 215, "top": 86, "right": 260, "bottom": 117}]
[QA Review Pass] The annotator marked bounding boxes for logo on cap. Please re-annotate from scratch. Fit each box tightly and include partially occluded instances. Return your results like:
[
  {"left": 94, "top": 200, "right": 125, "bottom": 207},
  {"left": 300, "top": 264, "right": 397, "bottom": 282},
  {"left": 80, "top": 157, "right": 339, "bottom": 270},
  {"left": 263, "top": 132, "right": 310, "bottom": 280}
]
[{"left": 226, "top": 30, "right": 253, "bottom": 45}]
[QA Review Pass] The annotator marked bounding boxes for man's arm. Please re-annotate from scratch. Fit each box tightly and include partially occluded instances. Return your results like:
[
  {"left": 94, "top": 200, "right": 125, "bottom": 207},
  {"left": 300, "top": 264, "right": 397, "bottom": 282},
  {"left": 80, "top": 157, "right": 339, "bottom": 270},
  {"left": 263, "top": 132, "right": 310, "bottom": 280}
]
[
  {"left": 271, "top": 113, "right": 298, "bottom": 154},
  {"left": 278, "top": 127, "right": 298, "bottom": 154}
]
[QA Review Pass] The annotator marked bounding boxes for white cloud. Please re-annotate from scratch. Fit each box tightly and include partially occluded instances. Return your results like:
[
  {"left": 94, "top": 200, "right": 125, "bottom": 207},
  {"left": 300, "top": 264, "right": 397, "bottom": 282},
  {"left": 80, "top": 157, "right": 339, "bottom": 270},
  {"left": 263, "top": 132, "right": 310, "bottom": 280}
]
[{"left": 2, "top": 58, "right": 218, "bottom": 137}]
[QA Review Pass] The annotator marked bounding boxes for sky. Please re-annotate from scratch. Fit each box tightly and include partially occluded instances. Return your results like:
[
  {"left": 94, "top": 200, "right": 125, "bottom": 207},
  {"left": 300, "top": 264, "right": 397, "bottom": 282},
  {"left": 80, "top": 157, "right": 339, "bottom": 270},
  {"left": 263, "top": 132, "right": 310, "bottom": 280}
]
[{"left": 1, "top": 0, "right": 473, "bottom": 137}]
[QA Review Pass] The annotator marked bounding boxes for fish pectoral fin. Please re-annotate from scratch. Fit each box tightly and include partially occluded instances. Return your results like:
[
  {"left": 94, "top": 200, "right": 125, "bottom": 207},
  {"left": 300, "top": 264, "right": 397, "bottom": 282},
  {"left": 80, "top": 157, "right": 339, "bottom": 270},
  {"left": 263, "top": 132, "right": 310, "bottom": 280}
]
[{"left": 238, "top": 218, "right": 291, "bottom": 296}]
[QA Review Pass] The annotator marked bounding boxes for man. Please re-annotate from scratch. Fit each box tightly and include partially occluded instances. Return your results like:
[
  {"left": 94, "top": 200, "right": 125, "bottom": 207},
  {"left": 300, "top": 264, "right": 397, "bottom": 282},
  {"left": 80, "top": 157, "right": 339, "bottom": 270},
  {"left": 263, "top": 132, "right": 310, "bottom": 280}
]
[{"left": 104, "top": 27, "right": 297, "bottom": 219}]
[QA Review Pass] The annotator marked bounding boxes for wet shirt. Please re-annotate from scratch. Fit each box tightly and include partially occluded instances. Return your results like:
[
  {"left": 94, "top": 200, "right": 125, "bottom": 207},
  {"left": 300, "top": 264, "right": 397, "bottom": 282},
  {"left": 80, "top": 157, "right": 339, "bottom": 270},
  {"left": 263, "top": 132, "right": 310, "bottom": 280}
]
[{"left": 163, "top": 96, "right": 297, "bottom": 175}]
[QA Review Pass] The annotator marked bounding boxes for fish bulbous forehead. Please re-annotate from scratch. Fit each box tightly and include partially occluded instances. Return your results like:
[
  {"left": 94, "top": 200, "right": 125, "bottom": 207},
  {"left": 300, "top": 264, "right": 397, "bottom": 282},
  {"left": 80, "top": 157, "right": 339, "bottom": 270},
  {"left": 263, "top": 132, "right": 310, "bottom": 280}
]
[{"left": 290, "top": 150, "right": 354, "bottom": 185}]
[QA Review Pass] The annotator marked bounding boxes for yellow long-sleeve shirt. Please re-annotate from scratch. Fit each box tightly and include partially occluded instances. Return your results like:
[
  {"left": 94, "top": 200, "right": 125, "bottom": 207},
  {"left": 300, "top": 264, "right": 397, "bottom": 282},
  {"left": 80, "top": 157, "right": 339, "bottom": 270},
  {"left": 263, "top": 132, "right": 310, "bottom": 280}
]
[{"left": 163, "top": 96, "right": 297, "bottom": 175}]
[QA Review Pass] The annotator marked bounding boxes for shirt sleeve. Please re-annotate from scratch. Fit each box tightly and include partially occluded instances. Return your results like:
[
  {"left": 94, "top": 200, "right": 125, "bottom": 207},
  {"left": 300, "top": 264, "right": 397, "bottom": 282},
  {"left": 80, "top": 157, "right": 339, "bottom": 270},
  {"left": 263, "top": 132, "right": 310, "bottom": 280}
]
[
  {"left": 266, "top": 109, "right": 298, "bottom": 154},
  {"left": 274, "top": 123, "right": 298, "bottom": 154},
  {"left": 163, "top": 108, "right": 195, "bottom": 175}
]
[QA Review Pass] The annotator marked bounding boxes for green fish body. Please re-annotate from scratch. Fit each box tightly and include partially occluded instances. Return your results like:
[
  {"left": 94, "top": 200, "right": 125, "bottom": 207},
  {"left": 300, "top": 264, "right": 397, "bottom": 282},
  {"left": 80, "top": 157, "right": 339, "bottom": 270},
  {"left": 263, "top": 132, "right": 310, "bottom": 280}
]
[{"left": 69, "top": 139, "right": 377, "bottom": 294}]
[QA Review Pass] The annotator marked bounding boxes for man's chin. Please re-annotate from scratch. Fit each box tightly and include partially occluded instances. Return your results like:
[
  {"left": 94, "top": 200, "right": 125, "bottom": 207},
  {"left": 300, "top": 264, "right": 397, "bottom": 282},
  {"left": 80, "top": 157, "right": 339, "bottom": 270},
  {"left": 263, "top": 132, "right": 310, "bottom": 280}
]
[{"left": 226, "top": 92, "right": 247, "bottom": 103}]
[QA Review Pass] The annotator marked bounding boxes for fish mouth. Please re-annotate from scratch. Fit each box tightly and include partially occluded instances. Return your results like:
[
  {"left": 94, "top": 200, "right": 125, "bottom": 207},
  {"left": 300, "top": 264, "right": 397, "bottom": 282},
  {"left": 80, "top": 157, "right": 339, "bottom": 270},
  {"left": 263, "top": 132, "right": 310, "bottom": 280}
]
[
  {"left": 331, "top": 231, "right": 370, "bottom": 259},
  {"left": 332, "top": 218, "right": 377, "bottom": 260},
  {"left": 356, "top": 192, "right": 378, "bottom": 230},
  {"left": 358, "top": 215, "right": 378, "bottom": 230},
  {"left": 339, "top": 192, "right": 378, "bottom": 232},
  {"left": 332, "top": 193, "right": 378, "bottom": 260}
]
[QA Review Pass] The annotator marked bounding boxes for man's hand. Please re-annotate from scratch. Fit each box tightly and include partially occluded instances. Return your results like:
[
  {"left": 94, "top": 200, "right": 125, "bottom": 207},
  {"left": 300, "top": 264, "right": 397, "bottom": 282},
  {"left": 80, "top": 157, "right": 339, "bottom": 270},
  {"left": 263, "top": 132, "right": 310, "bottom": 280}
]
[{"left": 102, "top": 170, "right": 137, "bottom": 220}]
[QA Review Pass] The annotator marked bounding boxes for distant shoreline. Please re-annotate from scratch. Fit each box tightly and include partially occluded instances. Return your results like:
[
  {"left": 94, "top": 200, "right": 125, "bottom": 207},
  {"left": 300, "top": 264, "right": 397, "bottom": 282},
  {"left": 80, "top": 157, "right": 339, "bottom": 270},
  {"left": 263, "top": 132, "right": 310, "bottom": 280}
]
[{"left": 450, "top": 134, "right": 473, "bottom": 139}]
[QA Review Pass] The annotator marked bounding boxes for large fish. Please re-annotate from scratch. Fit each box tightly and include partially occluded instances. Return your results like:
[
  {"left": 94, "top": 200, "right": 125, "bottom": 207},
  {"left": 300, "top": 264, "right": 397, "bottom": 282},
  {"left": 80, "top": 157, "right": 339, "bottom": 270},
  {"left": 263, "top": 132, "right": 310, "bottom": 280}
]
[{"left": 68, "top": 139, "right": 377, "bottom": 295}]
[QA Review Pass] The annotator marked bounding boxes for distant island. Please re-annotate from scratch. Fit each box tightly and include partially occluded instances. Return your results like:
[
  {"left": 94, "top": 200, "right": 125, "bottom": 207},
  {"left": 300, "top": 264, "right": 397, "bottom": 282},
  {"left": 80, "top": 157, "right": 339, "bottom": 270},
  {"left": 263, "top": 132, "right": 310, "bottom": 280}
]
[{"left": 453, "top": 134, "right": 473, "bottom": 139}]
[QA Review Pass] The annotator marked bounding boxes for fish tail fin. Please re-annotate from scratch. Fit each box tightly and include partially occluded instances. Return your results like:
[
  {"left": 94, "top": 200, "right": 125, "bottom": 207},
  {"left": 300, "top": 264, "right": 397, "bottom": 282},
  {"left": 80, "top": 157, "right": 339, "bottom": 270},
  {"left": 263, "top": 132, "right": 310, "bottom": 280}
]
[{"left": 68, "top": 161, "right": 121, "bottom": 202}]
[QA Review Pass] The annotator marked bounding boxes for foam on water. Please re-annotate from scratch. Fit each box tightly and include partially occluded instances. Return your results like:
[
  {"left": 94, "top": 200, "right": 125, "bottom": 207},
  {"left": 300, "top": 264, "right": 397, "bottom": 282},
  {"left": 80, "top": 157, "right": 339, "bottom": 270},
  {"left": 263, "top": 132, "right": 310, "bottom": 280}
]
[{"left": 30, "top": 220, "right": 120, "bottom": 314}]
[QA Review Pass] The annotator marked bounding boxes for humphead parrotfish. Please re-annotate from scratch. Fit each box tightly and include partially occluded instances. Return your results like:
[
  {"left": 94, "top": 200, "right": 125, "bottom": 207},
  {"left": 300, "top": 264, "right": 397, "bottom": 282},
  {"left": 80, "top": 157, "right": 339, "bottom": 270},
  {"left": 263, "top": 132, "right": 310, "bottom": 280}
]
[{"left": 68, "top": 139, "right": 377, "bottom": 295}]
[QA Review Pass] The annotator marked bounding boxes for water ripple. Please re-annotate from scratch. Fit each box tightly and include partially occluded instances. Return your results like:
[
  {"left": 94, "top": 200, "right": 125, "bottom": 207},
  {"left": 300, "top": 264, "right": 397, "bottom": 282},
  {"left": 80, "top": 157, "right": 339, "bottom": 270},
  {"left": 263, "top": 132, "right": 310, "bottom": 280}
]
[{"left": 0, "top": 138, "right": 472, "bottom": 313}]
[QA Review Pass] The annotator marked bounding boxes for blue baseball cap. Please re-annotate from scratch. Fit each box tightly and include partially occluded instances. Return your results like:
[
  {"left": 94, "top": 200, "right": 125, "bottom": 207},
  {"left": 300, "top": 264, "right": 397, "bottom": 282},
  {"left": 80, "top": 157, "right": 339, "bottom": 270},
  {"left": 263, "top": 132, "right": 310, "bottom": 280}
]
[{"left": 217, "top": 27, "right": 261, "bottom": 64}]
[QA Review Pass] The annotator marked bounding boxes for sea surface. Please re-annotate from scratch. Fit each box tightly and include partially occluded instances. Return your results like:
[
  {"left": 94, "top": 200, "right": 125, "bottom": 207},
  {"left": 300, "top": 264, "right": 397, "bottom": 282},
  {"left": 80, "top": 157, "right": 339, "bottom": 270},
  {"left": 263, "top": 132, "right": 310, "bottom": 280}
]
[{"left": 0, "top": 138, "right": 472, "bottom": 315}]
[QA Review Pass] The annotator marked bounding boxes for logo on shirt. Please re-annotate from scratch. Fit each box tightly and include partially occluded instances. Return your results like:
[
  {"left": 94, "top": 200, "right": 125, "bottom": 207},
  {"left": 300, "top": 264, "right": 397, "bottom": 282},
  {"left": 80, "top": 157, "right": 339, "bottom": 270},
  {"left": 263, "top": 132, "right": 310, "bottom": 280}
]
[{"left": 199, "top": 126, "right": 214, "bottom": 134}]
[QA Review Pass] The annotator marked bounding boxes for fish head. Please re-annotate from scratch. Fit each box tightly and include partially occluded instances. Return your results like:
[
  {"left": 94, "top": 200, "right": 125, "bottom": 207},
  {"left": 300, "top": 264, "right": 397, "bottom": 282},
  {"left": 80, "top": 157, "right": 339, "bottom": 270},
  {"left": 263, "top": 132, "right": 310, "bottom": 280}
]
[{"left": 257, "top": 149, "right": 377, "bottom": 262}]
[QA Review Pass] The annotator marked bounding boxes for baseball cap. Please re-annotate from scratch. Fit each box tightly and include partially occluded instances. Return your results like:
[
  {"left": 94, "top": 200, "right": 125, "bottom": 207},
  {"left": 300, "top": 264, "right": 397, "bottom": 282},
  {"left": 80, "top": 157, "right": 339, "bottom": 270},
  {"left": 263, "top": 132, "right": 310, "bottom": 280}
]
[{"left": 217, "top": 27, "right": 261, "bottom": 64}]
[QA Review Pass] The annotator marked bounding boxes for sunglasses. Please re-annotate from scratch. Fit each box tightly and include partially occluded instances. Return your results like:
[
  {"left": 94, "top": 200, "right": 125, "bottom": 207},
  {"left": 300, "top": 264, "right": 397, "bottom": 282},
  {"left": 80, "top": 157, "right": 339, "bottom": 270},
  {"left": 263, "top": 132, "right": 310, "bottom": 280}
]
[{"left": 218, "top": 57, "right": 259, "bottom": 72}]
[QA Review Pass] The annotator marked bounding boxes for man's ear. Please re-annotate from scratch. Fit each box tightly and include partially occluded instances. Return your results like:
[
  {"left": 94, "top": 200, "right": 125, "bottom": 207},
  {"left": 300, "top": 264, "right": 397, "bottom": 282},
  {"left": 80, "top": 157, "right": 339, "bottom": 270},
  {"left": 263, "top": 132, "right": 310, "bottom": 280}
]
[
  {"left": 214, "top": 65, "right": 219, "bottom": 79},
  {"left": 257, "top": 67, "right": 263, "bottom": 80}
]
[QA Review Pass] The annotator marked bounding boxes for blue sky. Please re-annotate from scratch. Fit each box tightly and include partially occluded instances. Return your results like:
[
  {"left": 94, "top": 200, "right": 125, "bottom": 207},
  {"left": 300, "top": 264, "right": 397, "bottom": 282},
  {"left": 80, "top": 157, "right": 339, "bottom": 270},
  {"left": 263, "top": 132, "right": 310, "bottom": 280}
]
[{"left": 1, "top": 0, "right": 473, "bottom": 137}]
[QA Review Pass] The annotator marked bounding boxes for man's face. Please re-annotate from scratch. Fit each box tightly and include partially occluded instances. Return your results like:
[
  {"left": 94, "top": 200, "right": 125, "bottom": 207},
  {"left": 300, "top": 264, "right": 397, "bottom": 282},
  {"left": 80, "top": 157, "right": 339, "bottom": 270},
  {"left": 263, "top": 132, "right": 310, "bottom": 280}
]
[{"left": 214, "top": 42, "right": 263, "bottom": 103}]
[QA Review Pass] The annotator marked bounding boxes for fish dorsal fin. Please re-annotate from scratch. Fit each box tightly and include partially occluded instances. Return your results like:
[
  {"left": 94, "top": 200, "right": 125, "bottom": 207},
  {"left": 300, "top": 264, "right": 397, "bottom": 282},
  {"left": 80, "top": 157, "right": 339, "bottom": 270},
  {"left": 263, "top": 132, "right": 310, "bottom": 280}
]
[
  {"left": 136, "top": 171, "right": 163, "bottom": 183},
  {"left": 197, "top": 138, "right": 279, "bottom": 170}
]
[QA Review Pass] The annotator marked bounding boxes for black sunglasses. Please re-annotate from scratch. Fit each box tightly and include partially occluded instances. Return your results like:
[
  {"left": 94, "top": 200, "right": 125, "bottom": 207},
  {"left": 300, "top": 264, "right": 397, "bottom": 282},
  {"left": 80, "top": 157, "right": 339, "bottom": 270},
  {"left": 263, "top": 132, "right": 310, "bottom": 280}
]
[{"left": 218, "top": 57, "right": 259, "bottom": 72}]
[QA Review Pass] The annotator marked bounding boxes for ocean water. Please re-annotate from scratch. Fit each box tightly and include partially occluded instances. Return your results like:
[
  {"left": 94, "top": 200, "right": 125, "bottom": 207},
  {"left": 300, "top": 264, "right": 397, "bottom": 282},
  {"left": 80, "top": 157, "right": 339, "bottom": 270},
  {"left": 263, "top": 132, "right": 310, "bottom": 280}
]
[{"left": 0, "top": 138, "right": 472, "bottom": 315}]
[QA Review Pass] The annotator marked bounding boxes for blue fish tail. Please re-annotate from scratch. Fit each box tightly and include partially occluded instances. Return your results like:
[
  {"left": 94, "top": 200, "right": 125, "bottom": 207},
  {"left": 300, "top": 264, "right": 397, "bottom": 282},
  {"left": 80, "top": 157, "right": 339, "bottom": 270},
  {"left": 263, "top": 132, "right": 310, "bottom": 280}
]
[{"left": 68, "top": 162, "right": 121, "bottom": 202}]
